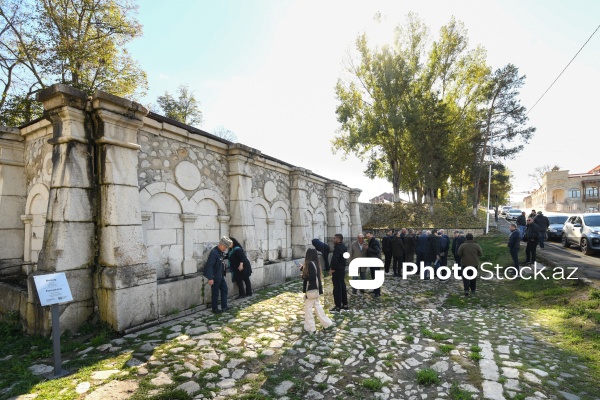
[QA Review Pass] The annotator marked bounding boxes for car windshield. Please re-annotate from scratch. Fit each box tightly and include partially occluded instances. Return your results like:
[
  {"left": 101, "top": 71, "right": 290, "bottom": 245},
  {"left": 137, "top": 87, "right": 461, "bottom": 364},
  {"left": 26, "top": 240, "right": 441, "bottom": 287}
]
[
  {"left": 583, "top": 215, "right": 600, "bottom": 227},
  {"left": 548, "top": 216, "right": 568, "bottom": 225},
  {"left": 509, "top": 209, "right": 521, "bottom": 213}
]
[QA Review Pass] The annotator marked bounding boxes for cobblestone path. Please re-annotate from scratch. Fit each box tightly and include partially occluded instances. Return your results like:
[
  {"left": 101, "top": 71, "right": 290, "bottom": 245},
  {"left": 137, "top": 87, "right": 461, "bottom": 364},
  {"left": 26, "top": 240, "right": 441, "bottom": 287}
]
[{"left": 11, "top": 271, "right": 600, "bottom": 400}]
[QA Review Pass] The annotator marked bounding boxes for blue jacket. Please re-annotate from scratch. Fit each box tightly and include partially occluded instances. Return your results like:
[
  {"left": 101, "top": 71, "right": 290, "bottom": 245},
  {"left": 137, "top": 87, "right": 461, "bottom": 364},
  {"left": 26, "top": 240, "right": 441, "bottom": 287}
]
[
  {"left": 508, "top": 230, "right": 520, "bottom": 249},
  {"left": 416, "top": 234, "right": 428, "bottom": 254},
  {"left": 204, "top": 246, "right": 226, "bottom": 281}
]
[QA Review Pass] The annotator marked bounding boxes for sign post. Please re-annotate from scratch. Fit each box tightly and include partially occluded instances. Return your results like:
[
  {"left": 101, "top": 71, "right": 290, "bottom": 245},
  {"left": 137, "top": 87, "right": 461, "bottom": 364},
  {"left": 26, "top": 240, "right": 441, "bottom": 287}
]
[{"left": 33, "top": 273, "right": 74, "bottom": 378}]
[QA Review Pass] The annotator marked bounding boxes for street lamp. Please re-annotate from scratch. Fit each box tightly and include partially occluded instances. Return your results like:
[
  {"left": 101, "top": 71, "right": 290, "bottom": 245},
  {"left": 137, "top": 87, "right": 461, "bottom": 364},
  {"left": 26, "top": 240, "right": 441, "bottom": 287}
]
[{"left": 485, "top": 137, "right": 493, "bottom": 234}]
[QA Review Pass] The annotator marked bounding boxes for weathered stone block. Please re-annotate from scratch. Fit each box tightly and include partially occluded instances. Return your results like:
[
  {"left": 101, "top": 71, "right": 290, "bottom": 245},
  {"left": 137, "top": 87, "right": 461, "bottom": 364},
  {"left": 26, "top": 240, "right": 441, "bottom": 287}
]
[
  {"left": 0, "top": 229, "right": 25, "bottom": 260},
  {"left": 99, "top": 225, "right": 147, "bottom": 267},
  {"left": 183, "top": 259, "right": 197, "bottom": 275},
  {"left": 96, "top": 263, "right": 157, "bottom": 290},
  {"left": 47, "top": 188, "right": 92, "bottom": 222},
  {"left": 38, "top": 221, "right": 94, "bottom": 272},
  {"left": 99, "top": 185, "right": 141, "bottom": 226},
  {"left": 157, "top": 276, "right": 202, "bottom": 316},
  {"left": 56, "top": 299, "right": 94, "bottom": 334},
  {"left": 49, "top": 143, "right": 92, "bottom": 189},
  {"left": 97, "top": 282, "right": 157, "bottom": 332},
  {"left": 0, "top": 196, "right": 25, "bottom": 228},
  {"left": 0, "top": 164, "right": 26, "bottom": 196},
  {"left": 154, "top": 213, "right": 183, "bottom": 229},
  {"left": 263, "top": 262, "right": 286, "bottom": 286},
  {"left": 146, "top": 229, "right": 177, "bottom": 247},
  {"left": 100, "top": 145, "right": 139, "bottom": 186}
]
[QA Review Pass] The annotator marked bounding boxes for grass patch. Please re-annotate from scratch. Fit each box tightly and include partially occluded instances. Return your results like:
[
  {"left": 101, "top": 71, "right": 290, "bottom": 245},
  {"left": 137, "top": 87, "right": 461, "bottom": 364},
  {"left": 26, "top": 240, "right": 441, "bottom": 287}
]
[
  {"left": 416, "top": 368, "right": 440, "bottom": 385},
  {"left": 404, "top": 335, "right": 414, "bottom": 343},
  {"left": 421, "top": 329, "right": 448, "bottom": 342},
  {"left": 469, "top": 352, "right": 482, "bottom": 361},
  {"left": 470, "top": 345, "right": 482, "bottom": 352},
  {"left": 362, "top": 377, "right": 383, "bottom": 391},
  {"left": 365, "top": 347, "right": 376, "bottom": 357},
  {"left": 450, "top": 382, "right": 473, "bottom": 400},
  {"left": 439, "top": 344, "right": 455, "bottom": 354}
]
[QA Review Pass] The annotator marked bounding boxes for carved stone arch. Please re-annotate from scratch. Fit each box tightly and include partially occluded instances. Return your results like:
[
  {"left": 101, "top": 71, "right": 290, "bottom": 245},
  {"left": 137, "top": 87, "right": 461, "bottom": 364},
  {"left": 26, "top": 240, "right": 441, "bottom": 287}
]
[
  {"left": 253, "top": 197, "right": 274, "bottom": 219},
  {"left": 25, "top": 183, "right": 49, "bottom": 214},
  {"left": 190, "top": 189, "right": 228, "bottom": 215},
  {"left": 140, "top": 182, "right": 190, "bottom": 213},
  {"left": 23, "top": 183, "right": 50, "bottom": 263},
  {"left": 270, "top": 200, "right": 290, "bottom": 220}
]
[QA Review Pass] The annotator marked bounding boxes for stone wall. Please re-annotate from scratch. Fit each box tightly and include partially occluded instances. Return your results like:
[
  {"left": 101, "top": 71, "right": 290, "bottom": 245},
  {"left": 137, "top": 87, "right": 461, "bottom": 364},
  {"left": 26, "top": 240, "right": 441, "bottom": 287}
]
[{"left": 0, "top": 84, "right": 362, "bottom": 335}]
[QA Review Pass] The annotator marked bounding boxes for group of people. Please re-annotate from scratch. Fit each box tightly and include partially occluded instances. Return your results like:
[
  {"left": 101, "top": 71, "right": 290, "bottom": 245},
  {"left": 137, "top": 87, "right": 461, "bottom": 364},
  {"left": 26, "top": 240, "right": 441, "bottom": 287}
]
[
  {"left": 508, "top": 209, "right": 550, "bottom": 271},
  {"left": 300, "top": 229, "right": 486, "bottom": 334},
  {"left": 203, "top": 236, "right": 253, "bottom": 314}
]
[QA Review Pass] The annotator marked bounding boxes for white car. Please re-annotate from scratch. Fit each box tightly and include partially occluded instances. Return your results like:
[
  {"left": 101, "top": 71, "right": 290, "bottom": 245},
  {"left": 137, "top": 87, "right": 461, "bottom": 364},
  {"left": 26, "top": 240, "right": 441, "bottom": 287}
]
[
  {"left": 506, "top": 209, "right": 522, "bottom": 221},
  {"left": 501, "top": 206, "right": 512, "bottom": 216}
]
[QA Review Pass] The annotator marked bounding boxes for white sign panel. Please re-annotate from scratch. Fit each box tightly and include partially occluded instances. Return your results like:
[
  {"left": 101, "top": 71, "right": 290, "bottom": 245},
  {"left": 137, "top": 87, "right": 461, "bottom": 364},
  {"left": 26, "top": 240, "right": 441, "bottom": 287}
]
[{"left": 33, "top": 273, "right": 73, "bottom": 306}]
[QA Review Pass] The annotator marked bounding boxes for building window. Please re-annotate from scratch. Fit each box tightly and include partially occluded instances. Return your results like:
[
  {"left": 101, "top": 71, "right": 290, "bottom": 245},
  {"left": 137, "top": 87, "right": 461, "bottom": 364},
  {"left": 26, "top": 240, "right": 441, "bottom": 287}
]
[
  {"left": 585, "top": 186, "right": 599, "bottom": 198},
  {"left": 568, "top": 188, "right": 581, "bottom": 198}
]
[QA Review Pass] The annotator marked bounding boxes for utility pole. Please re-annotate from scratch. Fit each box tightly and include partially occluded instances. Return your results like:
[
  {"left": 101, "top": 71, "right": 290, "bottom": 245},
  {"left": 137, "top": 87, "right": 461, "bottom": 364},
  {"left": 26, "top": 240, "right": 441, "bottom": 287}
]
[{"left": 485, "top": 137, "right": 493, "bottom": 234}]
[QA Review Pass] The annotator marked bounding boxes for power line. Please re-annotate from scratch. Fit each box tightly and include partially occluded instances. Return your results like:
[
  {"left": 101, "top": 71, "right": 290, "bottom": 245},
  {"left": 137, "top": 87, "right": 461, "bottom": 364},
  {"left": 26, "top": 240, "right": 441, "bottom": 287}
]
[{"left": 527, "top": 23, "right": 600, "bottom": 116}]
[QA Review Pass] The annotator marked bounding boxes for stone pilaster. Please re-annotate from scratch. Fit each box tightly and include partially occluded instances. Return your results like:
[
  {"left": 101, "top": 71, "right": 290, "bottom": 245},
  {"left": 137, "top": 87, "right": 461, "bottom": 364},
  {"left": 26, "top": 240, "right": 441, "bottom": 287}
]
[
  {"left": 31, "top": 84, "right": 95, "bottom": 334},
  {"left": 350, "top": 188, "right": 363, "bottom": 237},
  {"left": 326, "top": 180, "right": 342, "bottom": 240},
  {"left": 0, "top": 127, "right": 26, "bottom": 267},
  {"left": 290, "top": 168, "right": 310, "bottom": 258},
  {"left": 228, "top": 144, "right": 258, "bottom": 256},
  {"left": 180, "top": 213, "right": 197, "bottom": 275},
  {"left": 285, "top": 219, "right": 292, "bottom": 259},
  {"left": 266, "top": 218, "right": 275, "bottom": 261},
  {"left": 92, "top": 90, "right": 158, "bottom": 332}
]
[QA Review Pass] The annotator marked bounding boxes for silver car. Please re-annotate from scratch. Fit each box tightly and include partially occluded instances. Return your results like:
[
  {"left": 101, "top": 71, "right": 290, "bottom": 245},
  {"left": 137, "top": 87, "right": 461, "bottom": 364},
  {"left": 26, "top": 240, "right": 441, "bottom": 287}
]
[
  {"left": 506, "top": 209, "right": 522, "bottom": 221},
  {"left": 561, "top": 213, "right": 600, "bottom": 255}
]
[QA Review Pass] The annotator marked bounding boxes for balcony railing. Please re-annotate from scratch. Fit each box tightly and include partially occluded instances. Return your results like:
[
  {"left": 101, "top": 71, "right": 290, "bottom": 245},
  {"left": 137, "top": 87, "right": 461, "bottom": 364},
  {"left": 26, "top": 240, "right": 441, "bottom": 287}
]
[{"left": 583, "top": 193, "right": 599, "bottom": 201}]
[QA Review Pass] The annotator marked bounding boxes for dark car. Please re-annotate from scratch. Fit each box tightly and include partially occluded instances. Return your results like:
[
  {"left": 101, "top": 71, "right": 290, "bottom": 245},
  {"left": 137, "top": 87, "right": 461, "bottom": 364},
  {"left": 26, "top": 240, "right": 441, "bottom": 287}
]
[{"left": 545, "top": 213, "right": 569, "bottom": 241}]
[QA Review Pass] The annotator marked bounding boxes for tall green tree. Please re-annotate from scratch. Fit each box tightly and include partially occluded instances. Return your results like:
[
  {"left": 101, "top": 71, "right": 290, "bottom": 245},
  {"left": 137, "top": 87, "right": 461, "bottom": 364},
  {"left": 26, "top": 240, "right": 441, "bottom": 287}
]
[
  {"left": 156, "top": 84, "right": 203, "bottom": 127},
  {"left": 471, "top": 64, "right": 535, "bottom": 214},
  {"left": 0, "top": 0, "right": 146, "bottom": 125}
]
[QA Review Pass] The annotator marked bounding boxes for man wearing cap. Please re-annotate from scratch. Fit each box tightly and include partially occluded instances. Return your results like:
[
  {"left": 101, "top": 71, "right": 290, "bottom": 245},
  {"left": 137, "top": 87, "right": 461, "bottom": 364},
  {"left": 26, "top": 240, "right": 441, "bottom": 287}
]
[
  {"left": 534, "top": 211, "right": 550, "bottom": 249},
  {"left": 204, "top": 236, "right": 232, "bottom": 313}
]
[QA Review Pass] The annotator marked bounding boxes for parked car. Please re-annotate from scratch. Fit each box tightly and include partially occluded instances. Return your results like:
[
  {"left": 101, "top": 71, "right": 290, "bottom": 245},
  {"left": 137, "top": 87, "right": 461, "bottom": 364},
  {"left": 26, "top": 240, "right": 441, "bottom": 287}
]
[
  {"left": 545, "top": 213, "right": 569, "bottom": 241},
  {"left": 506, "top": 209, "right": 522, "bottom": 221},
  {"left": 501, "top": 206, "right": 512, "bottom": 217},
  {"left": 562, "top": 213, "right": 600, "bottom": 255}
]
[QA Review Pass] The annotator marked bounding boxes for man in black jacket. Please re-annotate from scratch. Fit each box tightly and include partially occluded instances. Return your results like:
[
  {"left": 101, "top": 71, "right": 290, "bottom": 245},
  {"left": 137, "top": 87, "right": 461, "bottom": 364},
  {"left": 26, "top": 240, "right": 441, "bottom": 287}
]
[
  {"left": 424, "top": 229, "right": 440, "bottom": 280},
  {"left": 382, "top": 229, "right": 393, "bottom": 274},
  {"left": 365, "top": 231, "right": 382, "bottom": 298},
  {"left": 534, "top": 211, "right": 550, "bottom": 249},
  {"left": 438, "top": 229, "right": 450, "bottom": 267},
  {"left": 451, "top": 231, "right": 466, "bottom": 266},
  {"left": 507, "top": 223, "right": 521, "bottom": 275},
  {"left": 329, "top": 233, "right": 348, "bottom": 312},
  {"left": 391, "top": 230, "right": 404, "bottom": 277},
  {"left": 524, "top": 217, "right": 541, "bottom": 265},
  {"left": 312, "top": 238, "right": 330, "bottom": 271}
]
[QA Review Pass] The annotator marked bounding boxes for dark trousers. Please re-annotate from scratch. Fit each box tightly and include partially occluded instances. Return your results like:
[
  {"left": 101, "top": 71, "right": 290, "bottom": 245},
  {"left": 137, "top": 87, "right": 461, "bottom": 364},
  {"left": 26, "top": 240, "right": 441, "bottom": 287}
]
[
  {"left": 509, "top": 247, "right": 519, "bottom": 272},
  {"left": 525, "top": 240, "right": 538, "bottom": 263},
  {"left": 211, "top": 278, "right": 228, "bottom": 311},
  {"left": 453, "top": 254, "right": 461, "bottom": 267},
  {"left": 392, "top": 255, "right": 403, "bottom": 275},
  {"left": 332, "top": 271, "right": 348, "bottom": 307},
  {"left": 352, "top": 269, "right": 367, "bottom": 294},
  {"left": 440, "top": 255, "right": 448, "bottom": 267},
  {"left": 459, "top": 266, "right": 476, "bottom": 293},
  {"left": 370, "top": 267, "right": 381, "bottom": 296},
  {"left": 416, "top": 251, "right": 425, "bottom": 267},
  {"left": 236, "top": 276, "right": 252, "bottom": 296},
  {"left": 538, "top": 233, "right": 545, "bottom": 249},
  {"left": 404, "top": 252, "right": 414, "bottom": 264},
  {"left": 384, "top": 251, "right": 392, "bottom": 273}
]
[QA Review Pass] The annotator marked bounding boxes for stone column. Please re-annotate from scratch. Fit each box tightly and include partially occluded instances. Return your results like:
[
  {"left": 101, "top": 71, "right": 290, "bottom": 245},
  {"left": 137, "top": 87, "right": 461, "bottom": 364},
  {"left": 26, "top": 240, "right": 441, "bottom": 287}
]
[
  {"left": 180, "top": 213, "right": 197, "bottom": 275},
  {"left": 290, "top": 168, "right": 310, "bottom": 258},
  {"left": 31, "top": 84, "right": 95, "bottom": 334},
  {"left": 266, "top": 218, "right": 275, "bottom": 261},
  {"left": 218, "top": 215, "right": 230, "bottom": 238},
  {"left": 350, "top": 188, "right": 363, "bottom": 237},
  {"left": 326, "top": 180, "right": 342, "bottom": 240},
  {"left": 92, "top": 90, "right": 158, "bottom": 332},
  {"left": 0, "top": 127, "right": 26, "bottom": 268},
  {"left": 285, "top": 219, "right": 292, "bottom": 259},
  {"left": 228, "top": 144, "right": 258, "bottom": 255}
]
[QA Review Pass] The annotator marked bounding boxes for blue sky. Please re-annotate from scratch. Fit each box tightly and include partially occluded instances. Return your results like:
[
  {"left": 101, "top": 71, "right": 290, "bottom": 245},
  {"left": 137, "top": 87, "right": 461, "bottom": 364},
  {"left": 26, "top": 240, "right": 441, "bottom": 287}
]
[{"left": 129, "top": 0, "right": 600, "bottom": 202}]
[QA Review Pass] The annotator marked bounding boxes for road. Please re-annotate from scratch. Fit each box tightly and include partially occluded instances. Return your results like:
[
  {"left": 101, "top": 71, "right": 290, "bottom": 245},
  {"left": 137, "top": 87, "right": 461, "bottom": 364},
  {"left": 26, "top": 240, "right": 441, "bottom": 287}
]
[{"left": 496, "top": 216, "right": 600, "bottom": 282}]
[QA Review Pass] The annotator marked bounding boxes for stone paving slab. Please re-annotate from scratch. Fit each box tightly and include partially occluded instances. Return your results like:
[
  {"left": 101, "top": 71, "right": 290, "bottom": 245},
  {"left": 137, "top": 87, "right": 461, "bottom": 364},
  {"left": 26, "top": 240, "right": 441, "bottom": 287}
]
[{"left": 6, "top": 270, "right": 600, "bottom": 400}]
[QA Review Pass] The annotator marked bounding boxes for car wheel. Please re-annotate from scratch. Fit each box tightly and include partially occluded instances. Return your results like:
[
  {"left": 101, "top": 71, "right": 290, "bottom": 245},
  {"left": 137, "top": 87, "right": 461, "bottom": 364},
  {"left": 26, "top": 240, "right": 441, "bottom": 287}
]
[
  {"left": 581, "top": 237, "right": 594, "bottom": 255},
  {"left": 561, "top": 234, "right": 570, "bottom": 248}
]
